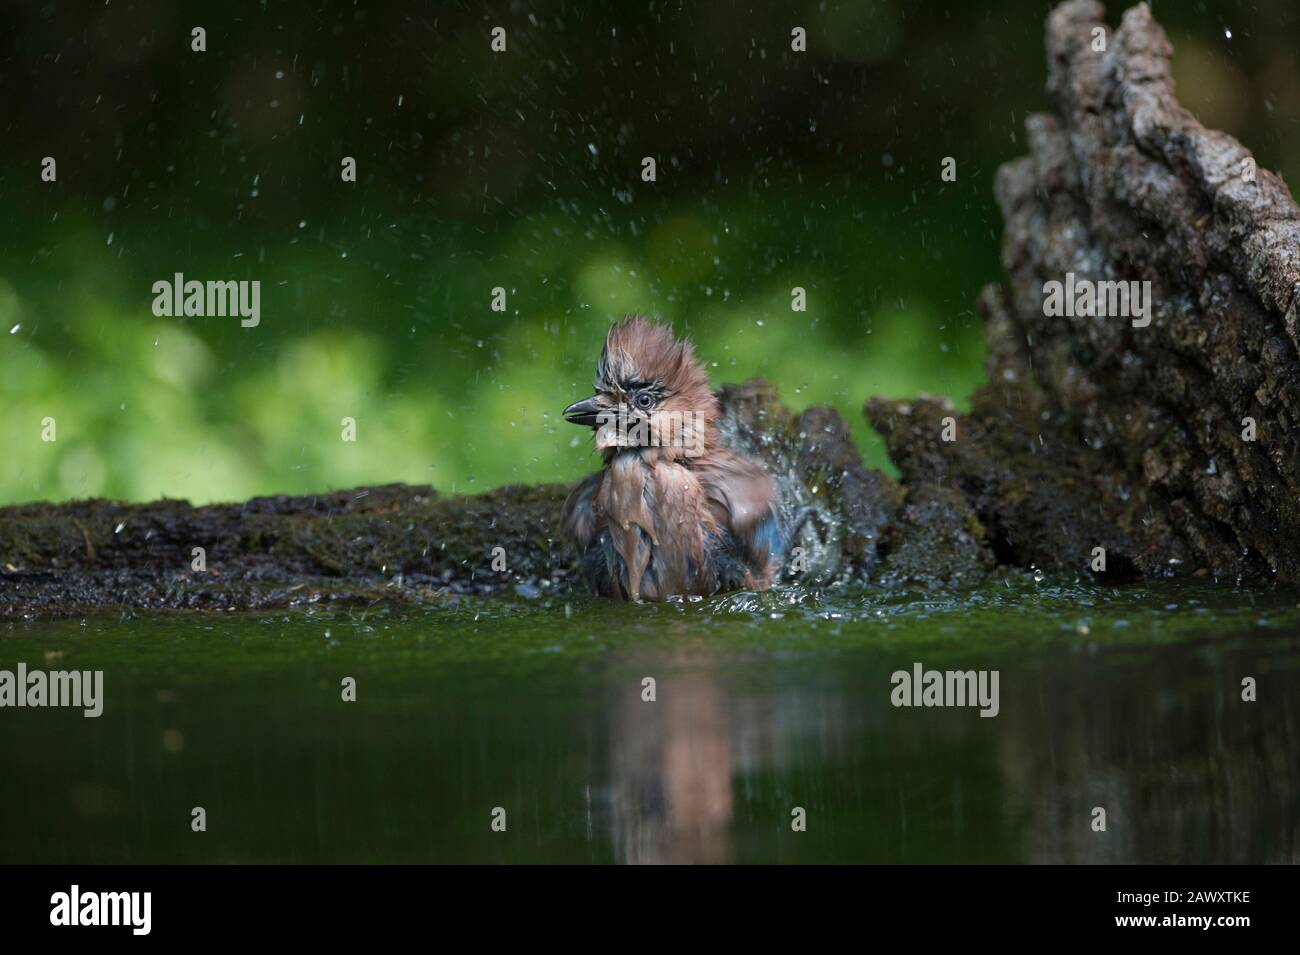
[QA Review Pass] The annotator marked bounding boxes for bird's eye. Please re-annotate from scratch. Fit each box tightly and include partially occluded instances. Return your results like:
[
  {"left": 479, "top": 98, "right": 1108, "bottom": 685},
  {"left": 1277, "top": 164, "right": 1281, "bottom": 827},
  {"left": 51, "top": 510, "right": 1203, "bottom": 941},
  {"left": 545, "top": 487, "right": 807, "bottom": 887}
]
[{"left": 633, "top": 391, "right": 655, "bottom": 411}]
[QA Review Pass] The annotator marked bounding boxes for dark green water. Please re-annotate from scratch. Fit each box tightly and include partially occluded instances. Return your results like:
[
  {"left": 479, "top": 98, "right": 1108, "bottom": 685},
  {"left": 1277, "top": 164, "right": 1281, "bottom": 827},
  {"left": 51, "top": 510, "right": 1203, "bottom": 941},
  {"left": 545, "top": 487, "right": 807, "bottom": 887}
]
[{"left": 2, "top": 579, "right": 1298, "bottom": 864}]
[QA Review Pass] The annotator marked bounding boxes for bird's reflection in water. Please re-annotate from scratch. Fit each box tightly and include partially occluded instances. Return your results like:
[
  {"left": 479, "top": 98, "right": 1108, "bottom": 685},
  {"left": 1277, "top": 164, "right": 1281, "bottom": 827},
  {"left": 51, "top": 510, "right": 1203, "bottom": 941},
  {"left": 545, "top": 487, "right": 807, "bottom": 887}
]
[
  {"left": 608, "top": 652, "right": 735, "bottom": 864},
  {"left": 597, "top": 627, "right": 1300, "bottom": 864}
]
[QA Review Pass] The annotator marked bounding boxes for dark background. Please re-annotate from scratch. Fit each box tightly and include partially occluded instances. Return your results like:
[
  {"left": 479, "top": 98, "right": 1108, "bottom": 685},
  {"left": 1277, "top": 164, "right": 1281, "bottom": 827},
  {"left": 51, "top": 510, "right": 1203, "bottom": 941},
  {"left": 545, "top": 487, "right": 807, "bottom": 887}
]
[{"left": 2, "top": 0, "right": 1296, "bottom": 503}]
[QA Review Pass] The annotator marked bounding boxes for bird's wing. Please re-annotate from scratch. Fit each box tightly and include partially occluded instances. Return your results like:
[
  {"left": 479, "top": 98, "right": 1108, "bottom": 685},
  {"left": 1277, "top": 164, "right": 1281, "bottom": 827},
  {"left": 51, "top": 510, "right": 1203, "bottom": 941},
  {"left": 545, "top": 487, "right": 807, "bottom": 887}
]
[
  {"left": 696, "top": 450, "right": 782, "bottom": 572},
  {"left": 561, "top": 471, "right": 604, "bottom": 550}
]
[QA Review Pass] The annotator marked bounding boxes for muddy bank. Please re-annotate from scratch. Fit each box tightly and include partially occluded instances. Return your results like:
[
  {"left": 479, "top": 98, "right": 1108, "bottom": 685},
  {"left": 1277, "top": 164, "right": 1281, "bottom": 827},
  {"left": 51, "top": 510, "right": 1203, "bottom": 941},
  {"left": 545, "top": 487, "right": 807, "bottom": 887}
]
[{"left": 0, "top": 380, "right": 904, "bottom": 616}]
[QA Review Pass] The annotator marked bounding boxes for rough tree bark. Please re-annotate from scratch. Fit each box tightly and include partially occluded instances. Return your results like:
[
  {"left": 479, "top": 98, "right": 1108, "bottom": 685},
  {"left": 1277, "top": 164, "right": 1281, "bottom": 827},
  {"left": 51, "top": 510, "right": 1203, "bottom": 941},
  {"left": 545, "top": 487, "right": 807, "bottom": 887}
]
[
  {"left": 871, "top": 0, "right": 1300, "bottom": 583},
  {"left": 3, "top": 0, "right": 1297, "bottom": 617}
]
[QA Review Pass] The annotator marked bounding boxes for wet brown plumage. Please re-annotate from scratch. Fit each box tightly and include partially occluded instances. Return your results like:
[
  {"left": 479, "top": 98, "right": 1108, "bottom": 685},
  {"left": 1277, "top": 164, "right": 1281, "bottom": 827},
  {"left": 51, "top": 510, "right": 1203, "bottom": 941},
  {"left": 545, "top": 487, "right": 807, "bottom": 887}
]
[{"left": 561, "top": 316, "right": 782, "bottom": 601}]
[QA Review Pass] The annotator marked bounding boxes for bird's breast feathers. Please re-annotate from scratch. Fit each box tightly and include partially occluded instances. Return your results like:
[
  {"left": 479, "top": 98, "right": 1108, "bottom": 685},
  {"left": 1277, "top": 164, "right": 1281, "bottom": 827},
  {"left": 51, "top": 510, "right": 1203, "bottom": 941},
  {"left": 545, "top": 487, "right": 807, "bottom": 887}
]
[{"left": 567, "top": 451, "right": 780, "bottom": 600}]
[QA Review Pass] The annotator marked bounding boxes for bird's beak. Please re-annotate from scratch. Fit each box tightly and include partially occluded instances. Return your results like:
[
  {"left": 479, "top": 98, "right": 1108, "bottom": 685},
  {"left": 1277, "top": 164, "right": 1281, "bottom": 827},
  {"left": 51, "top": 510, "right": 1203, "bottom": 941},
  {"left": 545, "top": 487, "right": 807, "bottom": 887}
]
[{"left": 563, "top": 396, "right": 603, "bottom": 427}]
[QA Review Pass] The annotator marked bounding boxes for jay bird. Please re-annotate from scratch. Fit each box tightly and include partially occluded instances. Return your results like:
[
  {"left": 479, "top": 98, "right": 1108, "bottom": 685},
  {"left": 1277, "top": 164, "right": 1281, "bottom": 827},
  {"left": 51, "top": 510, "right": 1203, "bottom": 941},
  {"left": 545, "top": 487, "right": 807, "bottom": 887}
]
[{"left": 561, "top": 316, "right": 783, "bottom": 600}]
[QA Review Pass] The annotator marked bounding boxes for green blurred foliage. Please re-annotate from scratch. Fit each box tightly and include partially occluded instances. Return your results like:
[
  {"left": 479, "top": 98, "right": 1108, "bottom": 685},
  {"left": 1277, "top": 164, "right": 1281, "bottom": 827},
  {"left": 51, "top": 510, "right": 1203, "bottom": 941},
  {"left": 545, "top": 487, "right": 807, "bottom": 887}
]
[{"left": 0, "top": 0, "right": 1296, "bottom": 504}]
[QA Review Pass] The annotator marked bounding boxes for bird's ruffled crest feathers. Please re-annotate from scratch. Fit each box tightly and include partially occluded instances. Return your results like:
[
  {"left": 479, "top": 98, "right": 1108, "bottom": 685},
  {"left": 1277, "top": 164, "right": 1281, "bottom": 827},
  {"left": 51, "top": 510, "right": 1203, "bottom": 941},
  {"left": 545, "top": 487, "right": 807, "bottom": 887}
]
[{"left": 596, "top": 316, "right": 715, "bottom": 412}]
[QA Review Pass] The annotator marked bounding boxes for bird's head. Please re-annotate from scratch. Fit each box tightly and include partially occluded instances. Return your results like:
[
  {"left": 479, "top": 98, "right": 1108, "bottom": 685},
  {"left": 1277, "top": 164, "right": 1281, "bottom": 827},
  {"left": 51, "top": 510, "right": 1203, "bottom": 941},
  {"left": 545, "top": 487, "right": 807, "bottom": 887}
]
[{"left": 564, "top": 315, "right": 717, "bottom": 459}]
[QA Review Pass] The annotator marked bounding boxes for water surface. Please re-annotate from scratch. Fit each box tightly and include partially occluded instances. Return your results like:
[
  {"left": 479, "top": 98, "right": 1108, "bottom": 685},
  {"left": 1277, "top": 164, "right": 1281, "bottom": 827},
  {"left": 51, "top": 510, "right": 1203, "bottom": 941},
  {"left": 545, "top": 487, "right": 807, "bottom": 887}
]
[{"left": 2, "top": 578, "right": 1297, "bottom": 863}]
